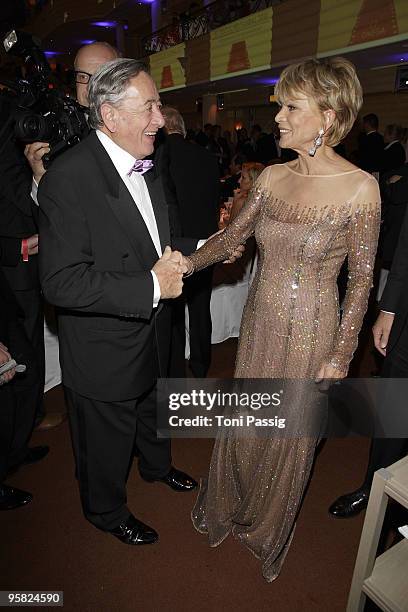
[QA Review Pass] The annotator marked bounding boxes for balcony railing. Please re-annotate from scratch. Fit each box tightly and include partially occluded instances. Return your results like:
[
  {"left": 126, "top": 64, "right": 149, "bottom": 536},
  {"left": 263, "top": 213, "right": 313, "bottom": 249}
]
[{"left": 142, "top": 0, "right": 283, "bottom": 55}]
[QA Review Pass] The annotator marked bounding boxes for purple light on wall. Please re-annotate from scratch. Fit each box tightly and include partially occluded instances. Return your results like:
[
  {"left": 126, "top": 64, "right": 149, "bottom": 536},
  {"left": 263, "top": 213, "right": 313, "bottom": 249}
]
[
  {"left": 80, "top": 39, "right": 96, "bottom": 45},
  {"left": 91, "top": 21, "right": 117, "bottom": 27},
  {"left": 384, "top": 53, "right": 408, "bottom": 64},
  {"left": 44, "top": 51, "right": 63, "bottom": 57},
  {"left": 254, "top": 77, "right": 279, "bottom": 86}
]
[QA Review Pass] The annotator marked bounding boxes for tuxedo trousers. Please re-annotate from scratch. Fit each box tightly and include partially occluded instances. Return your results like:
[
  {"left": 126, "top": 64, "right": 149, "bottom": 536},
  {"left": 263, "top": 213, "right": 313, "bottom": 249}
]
[
  {"left": 13, "top": 288, "right": 45, "bottom": 419},
  {"left": 363, "top": 322, "right": 408, "bottom": 487},
  {"left": 0, "top": 317, "right": 40, "bottom": 483},
  {"left": 64, "top": 384, "right": 171, "bottom": 530},
  {"left": 170, "top": 267, "right": 214, "bottom": 378}
]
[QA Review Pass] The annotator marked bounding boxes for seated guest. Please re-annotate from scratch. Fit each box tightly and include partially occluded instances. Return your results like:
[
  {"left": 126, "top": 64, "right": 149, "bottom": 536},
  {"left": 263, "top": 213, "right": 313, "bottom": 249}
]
[
  {"left": 221, "top": 154, "right": 246, "bottom": 199},
  {"left": 229, "top": 162, "right": 265, "bottom": 224}
]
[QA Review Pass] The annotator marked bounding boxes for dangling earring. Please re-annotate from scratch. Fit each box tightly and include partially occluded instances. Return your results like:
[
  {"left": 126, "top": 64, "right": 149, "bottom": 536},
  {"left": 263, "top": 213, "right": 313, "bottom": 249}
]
[{"left": 308, "top": 128, "right": 324, "bottom": 157}]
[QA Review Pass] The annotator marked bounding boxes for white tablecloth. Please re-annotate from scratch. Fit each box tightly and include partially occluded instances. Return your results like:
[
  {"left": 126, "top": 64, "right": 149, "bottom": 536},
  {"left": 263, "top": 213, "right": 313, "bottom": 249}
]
[{"left": 185, "top": 252, "right": 256, "bottom": 357}]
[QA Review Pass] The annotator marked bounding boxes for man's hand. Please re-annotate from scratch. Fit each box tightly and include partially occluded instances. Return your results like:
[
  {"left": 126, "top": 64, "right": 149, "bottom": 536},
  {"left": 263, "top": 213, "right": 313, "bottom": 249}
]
[
  {"left": 21, "top": 234, "right": 39, "bottom": 256},
  {"left": 0, "top": 345, "right": 16, "bottom": 384},
  {"left": 152, "top": 246, "right": 187, "bottom": 299},
  {"left": 224, "top": 243, "right": 245, "bottom": 264},
  {"left": 24, "top": 142, "right": 50, "bottom": 183},
  {"left": 207, "top": 228, "right": 245, "bottom": 264},
  {"left": 387, "top": 175, "right": 402, "bottom": 184},
  {"left": 373, "top": 311, "right": 395, "bottom": 356}
]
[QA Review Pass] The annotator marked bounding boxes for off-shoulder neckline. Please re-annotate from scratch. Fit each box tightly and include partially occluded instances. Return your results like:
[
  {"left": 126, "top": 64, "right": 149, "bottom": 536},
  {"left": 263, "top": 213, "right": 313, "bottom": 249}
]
[{"left": 284, "top": 164, "right": 363, "bottom": 178}]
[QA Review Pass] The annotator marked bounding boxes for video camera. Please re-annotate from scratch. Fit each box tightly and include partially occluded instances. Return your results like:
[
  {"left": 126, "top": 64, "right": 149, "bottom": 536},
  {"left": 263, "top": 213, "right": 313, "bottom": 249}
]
[{"left": 0, "top": 30, "right": 88, "bottom": 165}]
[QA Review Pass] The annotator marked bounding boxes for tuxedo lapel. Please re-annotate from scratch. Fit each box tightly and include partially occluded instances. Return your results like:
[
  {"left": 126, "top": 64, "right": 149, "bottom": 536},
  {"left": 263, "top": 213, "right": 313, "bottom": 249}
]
[
  {"left": 144, "top": 170, "right": 171, "bottom": 252},
  {"left": 106, "top": 182, "right": 158, "bottom": 267}
]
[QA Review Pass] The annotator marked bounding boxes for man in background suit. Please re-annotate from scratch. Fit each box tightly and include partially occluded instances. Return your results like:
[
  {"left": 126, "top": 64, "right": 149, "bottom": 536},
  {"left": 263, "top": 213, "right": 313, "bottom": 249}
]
[
  {"left": 0, "top": 101, "right": 48, "bottom": 461},
  {"left": 39, "top": 59, "right": 198, "bottom": 544},
  {"left": 358, "top": 113, "right": 384, "bottom": 173},
  {"left": 329, "top": 175, "right": 408, "bottom": 517},
  {"left": 0, "top": 260, "right": 42, "bottom": 510},
  {"left": 156, "top": 107, "right": 220, "bottom": 377}
]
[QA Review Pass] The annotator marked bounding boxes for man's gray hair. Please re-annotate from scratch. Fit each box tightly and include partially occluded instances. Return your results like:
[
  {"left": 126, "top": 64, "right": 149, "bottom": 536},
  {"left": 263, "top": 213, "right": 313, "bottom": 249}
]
[{"left": 88, "top": 58, "right": 148, "bottom": 129}]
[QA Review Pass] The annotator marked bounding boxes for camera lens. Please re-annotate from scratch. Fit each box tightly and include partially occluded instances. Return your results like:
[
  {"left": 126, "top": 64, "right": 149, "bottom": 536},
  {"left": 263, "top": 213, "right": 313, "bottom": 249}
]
[{"left": 14, "top": 111, "right": 56, "bottom": 142}]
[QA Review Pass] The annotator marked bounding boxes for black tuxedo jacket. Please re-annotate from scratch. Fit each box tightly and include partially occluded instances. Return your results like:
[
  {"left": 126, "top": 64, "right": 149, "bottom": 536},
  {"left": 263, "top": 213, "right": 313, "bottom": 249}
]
[
  {"left": 358, "top": 131, "right": 384, "bottom": 173},
  {"left": 382, "top": 142, "right": 406, "bottom": 174},
  {"left": 380, "top": 197, "right": 408, "bottom": 354},
  {"left": 38, "top": 130, "right": 194, "bottom": 401},
  {"left": 155, "top": 133, "right": 219, "bottom": 239}
]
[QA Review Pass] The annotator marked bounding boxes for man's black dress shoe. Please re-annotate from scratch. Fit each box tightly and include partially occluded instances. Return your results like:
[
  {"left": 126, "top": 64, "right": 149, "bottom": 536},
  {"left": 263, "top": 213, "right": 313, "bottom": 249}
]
[
  {"left": 109, "top": 514, "right": 158, "bottom": 545},
  {"left": 142, "top": 467, "right": 198, "bottom": 492},
  {"left": 7, "top": 446, "right": 50, "bottom": 476},
  {"left": 23, "top": 446, "right": 50, "bottom": 465},
  {"left": 329, "top": 487, "right": 370, "bottom": 518},
  {"left": 0, "top": 485, "right": 33, "bottom": 511}
]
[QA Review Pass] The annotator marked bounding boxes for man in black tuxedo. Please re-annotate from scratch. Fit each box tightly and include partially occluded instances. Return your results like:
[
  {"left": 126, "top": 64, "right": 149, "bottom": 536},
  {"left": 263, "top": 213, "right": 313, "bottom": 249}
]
[
  {"left": 156, "top": 107, "right": 220, "bottom": 377},
  {"left": 38, "top": 59, "right": 198, "bottom": 544},
  {"left": 358, "top": 113, "right": 384, "bottom": 173},
  {"left": 24, "top": 42, "right": 120, "bottom": 429},
  {"left": 329, "top": 184, "right": 408, "bottom": 517}
]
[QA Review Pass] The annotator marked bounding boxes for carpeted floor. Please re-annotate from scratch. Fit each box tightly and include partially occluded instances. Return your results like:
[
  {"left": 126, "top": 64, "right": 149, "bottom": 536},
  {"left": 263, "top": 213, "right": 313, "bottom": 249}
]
[{"left": 1, "top": 338, "right": 379, "bottom": 612}]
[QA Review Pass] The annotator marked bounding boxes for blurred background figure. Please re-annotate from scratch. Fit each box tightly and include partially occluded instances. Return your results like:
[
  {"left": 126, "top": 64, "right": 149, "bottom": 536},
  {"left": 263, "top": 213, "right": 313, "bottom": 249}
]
[
  {"left": 358, "top": 113, "right": 384, "bottom": 173},
  {"left": 156, "top": 106, "right": 220, "bottom": 377},
  {"left": 382, "top": 124, "right": 406, "bottom": 174}
]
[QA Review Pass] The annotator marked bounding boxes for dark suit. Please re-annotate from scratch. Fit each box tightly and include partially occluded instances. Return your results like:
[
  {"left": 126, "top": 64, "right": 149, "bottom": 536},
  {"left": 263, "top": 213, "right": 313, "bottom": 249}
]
[
  {"left": 0, "top": 130, "right": 45, "bottom": 419},
  {"left": 358, "top": 131, "right": 384, "bottom": 173},
  {"left": 155, "top": 133, "right": 219, "bottom": 377},
  {"left": 382, "top": 141, "right": 406, "bottom": 174},
  {"left": 0, "top": 263, "right": 40, "bottom": 485},
  {"left": 38, "top": 131, "right": 195, "bottom": 529},
  {"left": 362, "top": 203, "right": 408, "bottom": 487},
  {"left": 380, "top": 165, "right": 408, "bottom": 268}
]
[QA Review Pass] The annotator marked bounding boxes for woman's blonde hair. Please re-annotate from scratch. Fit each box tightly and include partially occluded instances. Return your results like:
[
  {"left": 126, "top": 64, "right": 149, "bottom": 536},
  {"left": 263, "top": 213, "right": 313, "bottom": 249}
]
[
  {"left": 275, "top": 57, "right": 363, "bottom": 147},
  {"left": 242, "top": 162, "right": 265, "bottom": 187}
]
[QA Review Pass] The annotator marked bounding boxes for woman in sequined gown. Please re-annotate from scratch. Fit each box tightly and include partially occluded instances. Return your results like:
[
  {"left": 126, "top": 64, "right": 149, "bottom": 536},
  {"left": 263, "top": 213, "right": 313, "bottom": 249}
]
[{"left": 184, "top": 58, "right": 381, "bottom": 582}]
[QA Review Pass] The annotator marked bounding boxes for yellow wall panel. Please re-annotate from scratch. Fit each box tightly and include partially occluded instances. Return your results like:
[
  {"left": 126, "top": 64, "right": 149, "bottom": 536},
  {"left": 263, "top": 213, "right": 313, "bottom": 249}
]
[
  {"left": 318, "top": 0, "right": 363, "bottom": 53},
  {"left": 210, "top": 7, "right": 273, "bottom": 80},
  {"left": 395, "top": 0, "right": 408, "bottom": 34},
  {"left": 150, "top": 43, "right": 186, "bottom": 92},
  {"left": 318, "top": 0, "right": 408, "bottom": 55}
]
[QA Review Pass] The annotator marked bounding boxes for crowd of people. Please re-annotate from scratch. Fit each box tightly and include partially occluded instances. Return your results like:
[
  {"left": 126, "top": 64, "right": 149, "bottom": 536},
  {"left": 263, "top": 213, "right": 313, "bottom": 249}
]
[{"left": 1, "top": 41, "right": 408, "bottom": 588}]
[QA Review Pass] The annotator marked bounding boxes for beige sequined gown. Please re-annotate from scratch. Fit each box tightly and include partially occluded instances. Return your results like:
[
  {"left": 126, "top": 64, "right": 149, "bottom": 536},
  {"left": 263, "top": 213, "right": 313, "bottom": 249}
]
[{"left": 189, "top": 163, "right": 380, "bottom": 582}]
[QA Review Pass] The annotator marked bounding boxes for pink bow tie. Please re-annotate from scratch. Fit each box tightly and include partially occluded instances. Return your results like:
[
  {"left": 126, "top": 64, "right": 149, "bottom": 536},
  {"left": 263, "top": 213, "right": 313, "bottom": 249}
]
[{"left": 127, "top": 159, "right": 154, "bottom": 176}]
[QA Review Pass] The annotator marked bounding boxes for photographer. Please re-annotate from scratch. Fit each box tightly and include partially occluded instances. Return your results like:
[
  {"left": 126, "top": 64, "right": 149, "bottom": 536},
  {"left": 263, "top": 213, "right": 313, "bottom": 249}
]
[{"left": 26, "top": 41, "right": 119, "bottom": 196}]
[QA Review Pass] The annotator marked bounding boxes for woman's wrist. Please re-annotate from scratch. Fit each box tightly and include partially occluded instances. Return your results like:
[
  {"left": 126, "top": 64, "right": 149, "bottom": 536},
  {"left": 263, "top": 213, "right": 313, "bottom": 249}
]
[{"left": 183, "top": 257, "right": 194, "bottom": 277}]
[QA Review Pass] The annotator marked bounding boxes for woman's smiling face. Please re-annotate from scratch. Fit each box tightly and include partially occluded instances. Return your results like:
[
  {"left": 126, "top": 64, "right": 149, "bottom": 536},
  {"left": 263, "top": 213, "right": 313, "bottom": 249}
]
[{"left": 275, "top": 93, "right": 324, "bottom": 153}]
